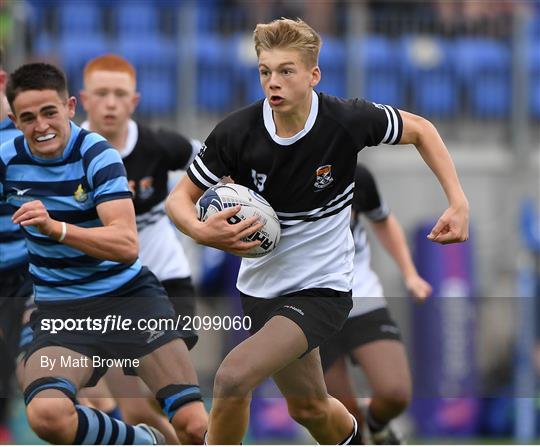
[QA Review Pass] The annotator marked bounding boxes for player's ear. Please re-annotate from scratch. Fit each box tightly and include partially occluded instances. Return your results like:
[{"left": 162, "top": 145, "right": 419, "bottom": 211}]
[
  {"left": 131, "top": 91, "right": 140, "bottom": 111},
  {"left": 310, "top": 66, "right": 321, "bottom": 88},
  {"left": 8, "top": 112, "right": 17, "bottom": 126},
  {"left": 67, "top": 96, "right": 77, "bottom": 118}
]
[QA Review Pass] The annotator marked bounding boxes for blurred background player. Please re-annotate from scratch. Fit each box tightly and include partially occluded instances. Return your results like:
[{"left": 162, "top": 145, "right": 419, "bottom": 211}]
[
  {"left": 320, "top": 164, "right": 432, "bottom": 445},
  {"left": 80, "top": 54, "right": 201, "bottom": 303},
  {"left": 0, "top": 47, "right": 32, "bottom": 444},
  {"left": 78, "top": 53, "right": 205, "bottom": 443}
]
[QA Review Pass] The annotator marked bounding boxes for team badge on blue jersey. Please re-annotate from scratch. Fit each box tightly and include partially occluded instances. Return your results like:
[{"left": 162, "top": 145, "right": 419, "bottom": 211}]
[
  {"left": 74, "top": 184, "right": 88, "bottom": 203},
  {"left": 138, "top": 176, "right": 154, "bottom": 200},
  {"left": 314, "top": 165, "right": 334, "bottom": 190}
]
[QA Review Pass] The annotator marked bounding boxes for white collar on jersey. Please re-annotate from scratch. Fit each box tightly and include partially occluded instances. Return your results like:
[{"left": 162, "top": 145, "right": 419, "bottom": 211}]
[
  {"left": 80, "top": 119, "right": 138, "bottom": 159},
  {"left": 263, "top": 90, "right": 319, "bottom": 146}
]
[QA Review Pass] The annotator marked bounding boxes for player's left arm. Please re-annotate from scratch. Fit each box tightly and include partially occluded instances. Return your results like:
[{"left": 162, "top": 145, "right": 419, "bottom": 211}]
[
  {"left": 12, "top": 198, "right": 138, "bottom": 264},
  {"left": 398, "top": 110, "right": 469, "bottom": 244},
  {"left": 369, "top": 214, "right": 432, "bottom": 301}
]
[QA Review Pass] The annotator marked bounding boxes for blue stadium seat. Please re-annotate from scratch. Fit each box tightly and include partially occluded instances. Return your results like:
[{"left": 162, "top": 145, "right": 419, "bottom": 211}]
[
  {"left": 115, "top": 36, "right": 177, "bottom": 115},
  {"left": 229, "top": 33, "right": 263, "bottom": 104},
  {"left": 454, "top": 38, "right": 511, "bottom": 118},
  {"left": 59, "top": 35, "right": 110, "bottom": 93},
  {"left": 114, "top": 3, "right": 160, "bottom": 37},
  {"left": 195, "top": 35, "right": 235, "bottom": 112},
  {"left": 58, "top": 2, "right": 103, "bottom": 37},
  {"left": 358, "top": 35, "right": 405, "bottom": 107},
  {"left": 317, "top": 36, "right": 346, "bottom": 97},
  {"left": 137, "top": 69, "right": 176, "bottom": 116},
  {"left": 528, "top": 40, "right": 540, "bottom": 119},
  {"left": 32, "top": 31, "right": 56, "bottom": 57},
  {"left": 400, "top": 36, "right": 458, "bottom": 118},
  {"left": 196, "top": 1, "right": 220, "bottom": 33},
  {"left": 115, "top": 36, "right": 176, "bottom": 71}
]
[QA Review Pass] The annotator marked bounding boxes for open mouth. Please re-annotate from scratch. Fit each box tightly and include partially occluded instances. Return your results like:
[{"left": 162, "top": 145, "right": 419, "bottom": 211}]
[
  {"left": 35, "top": 133, "right": 56, "bottom": 143},
  {"left": 270, "top": 95, "right": 284, "bottom": 106}
]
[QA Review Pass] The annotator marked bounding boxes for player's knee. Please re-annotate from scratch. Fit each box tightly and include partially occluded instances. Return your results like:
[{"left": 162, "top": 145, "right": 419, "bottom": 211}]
[
  {"left": 287, "top": 398, "right": 329, "bottom": 427},
  {"left": 172, "top": 403, "right": 208, "bottom": 445},
  {"left": 375, "top": 383, "right": 411, "bottom": 413},
  {"left": 213, "top": 363, "right": 253, "bottom": 397},
  {"left": 27, "top": 397, "right": 75, "bottom": 442}
]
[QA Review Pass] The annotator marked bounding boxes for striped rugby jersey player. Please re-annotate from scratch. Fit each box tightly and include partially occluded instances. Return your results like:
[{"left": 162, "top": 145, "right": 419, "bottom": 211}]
[
  {"left": 187, "top": 91, "right": 403, "bottom": 298},
  {"left": 0, "top": 121, "right": 142, "bottom": 301},
  {"left": 0, "top": 117, "right": 28, "bottom": 271}
]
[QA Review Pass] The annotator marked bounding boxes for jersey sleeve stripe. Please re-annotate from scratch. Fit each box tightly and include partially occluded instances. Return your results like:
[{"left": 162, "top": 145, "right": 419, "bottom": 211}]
[
  {"left": 94, "top": 191, "right": 133, "bottom": 206},
  {"left": 188, "top": 167, "right": 214, "bottom": 189},
  {"left": 193, "top": 156, "right": 221, "bottom": 183},
  {"left": 82, "top": 141, "right": 114, "bottom": 176},
  {"left": 379, "top": 105, "right": 393, "bottom": 145},
  {"left": 382, "top": 105, "right": 402, "bottom": 145},
  {"left": 92, "top": 163, "right": 127, "bottom": 189},
  {"left": 388, "top": 106, "right": 399, "bottom": 144},
  {"left": 185, "top": 169, "right": 207, "bottom": 190}
]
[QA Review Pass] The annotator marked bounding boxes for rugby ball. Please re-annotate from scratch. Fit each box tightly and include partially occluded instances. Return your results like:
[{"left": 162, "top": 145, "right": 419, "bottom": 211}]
[{"left": 196, "top": 183, "right": 281, "bottom": 258}]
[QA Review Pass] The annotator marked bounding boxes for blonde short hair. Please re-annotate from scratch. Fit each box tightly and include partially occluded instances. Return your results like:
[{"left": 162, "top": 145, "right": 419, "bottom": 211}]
[{"left": 253, "top": 18, "right": 322, "bottom": 68}]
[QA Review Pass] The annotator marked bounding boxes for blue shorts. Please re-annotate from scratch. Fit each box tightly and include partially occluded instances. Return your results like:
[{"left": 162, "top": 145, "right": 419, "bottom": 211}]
[{"left": 24, "top": 267, "right": 197, "bottom": 386}]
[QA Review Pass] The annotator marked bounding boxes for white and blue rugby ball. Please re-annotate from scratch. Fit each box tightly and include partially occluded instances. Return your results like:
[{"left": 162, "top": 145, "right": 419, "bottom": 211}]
[{"left": 196, "top": 183, "right": 281, "bottom": 258}]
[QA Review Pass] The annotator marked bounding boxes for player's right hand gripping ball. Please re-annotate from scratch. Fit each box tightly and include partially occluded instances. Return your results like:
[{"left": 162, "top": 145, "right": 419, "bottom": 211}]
[{"left": 196, "top": 183, "right": 281, "bottom": 258}]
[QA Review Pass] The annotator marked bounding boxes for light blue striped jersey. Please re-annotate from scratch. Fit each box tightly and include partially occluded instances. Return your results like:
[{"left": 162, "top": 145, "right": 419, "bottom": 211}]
[
  {"left": 0, "top": 122, "right": 142, "bottom": 301},
  {"left": 0, "top": 117, "right": 28, "bottom": 271}
]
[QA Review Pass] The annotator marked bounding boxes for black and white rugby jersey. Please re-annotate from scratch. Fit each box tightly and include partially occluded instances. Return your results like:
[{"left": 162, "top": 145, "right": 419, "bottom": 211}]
[
  {"left": 187, "top": 91, "right": 403, "bottom": 298},
  {"left": 82, "top": 119, "right": 200, "bottom": 282},
  {"left": 349, "top": 164, "right": 390, "bottom": 316}
]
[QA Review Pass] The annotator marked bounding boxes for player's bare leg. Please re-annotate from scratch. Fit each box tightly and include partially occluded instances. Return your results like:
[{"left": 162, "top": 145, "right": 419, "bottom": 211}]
[
  {"left": 207, "top": 316, "right": 354, "bottom": 444},
  {"left": 273, "top": 347, "right": 355, "bottom": 444},
  {"left": 78, "top": 379, "right": 118, "bottom": 414},
  {"left": 324, "top": 355, "right": 366, "bottom": 434},
  {"left": 352, "top": 340, "right": 412, "bottom": 441},
  {"left": 137, "top": 338, "right": 208, "bottom": 444}
]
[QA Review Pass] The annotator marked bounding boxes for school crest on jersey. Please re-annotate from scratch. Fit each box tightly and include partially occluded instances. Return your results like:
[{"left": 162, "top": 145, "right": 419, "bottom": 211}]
[
  {"left": 138, "top": 177, "right": 154, "bottom": 200},
  {"left": 314, "top": 165, "right": 334, "bottom": 190},
  {"left": 73, "top": 184, "right": 88, "bottom": 203},
  {"left": 251, "top": 169, "right": 267, "bottom": 192}
]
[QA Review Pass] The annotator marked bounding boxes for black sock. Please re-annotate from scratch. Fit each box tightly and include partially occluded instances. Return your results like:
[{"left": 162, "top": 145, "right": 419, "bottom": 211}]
[{"left": 366, "top": 407, "right": 387, "bottom": 433}]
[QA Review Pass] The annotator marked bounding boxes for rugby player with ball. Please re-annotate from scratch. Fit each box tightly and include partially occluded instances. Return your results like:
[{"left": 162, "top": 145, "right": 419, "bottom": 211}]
[{"left": 166, "top": 18, "right": 469, "bottom": 445}]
